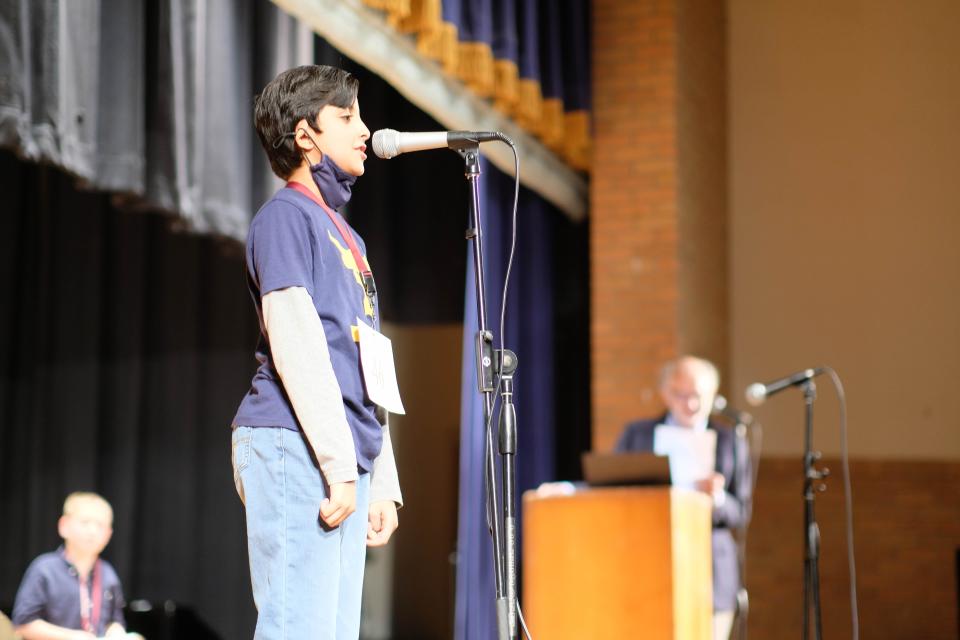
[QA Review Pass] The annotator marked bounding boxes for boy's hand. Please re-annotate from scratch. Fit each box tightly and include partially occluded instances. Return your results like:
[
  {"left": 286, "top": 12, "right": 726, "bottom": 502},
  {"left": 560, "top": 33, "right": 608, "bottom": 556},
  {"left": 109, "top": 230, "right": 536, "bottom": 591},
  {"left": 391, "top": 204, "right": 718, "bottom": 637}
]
[
  {"left": 366, "top": 500, "right": 399, "bottom": 547},
  {"left": 320, "top": 481, "right": 357, "bottom": 528}
]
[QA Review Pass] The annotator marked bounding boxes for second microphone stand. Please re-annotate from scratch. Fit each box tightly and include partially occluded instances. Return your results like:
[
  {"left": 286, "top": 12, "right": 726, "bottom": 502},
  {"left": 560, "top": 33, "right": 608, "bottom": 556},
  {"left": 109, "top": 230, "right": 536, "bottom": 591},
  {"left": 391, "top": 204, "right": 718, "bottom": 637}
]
[{"left": 802, "top": 380, "right": 829, "bottom": 640}]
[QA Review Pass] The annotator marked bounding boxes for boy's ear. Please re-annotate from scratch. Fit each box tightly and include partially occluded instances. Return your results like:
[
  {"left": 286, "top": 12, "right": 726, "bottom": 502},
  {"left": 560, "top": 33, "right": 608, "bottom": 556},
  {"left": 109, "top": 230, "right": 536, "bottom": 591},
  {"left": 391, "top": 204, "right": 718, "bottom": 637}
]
[
  {"left": 57, "top": 515, "right": 69, "bottom": 539},
  {"left": 293, "top": 118, "right": 317, "bottom": 153}
]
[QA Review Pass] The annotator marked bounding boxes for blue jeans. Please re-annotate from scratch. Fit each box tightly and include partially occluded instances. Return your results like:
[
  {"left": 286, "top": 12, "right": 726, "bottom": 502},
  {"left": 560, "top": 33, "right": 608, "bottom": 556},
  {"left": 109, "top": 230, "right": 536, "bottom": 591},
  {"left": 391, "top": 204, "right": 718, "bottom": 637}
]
[{"left": 232, "top": 426, "right": 370, "bottom": 640}]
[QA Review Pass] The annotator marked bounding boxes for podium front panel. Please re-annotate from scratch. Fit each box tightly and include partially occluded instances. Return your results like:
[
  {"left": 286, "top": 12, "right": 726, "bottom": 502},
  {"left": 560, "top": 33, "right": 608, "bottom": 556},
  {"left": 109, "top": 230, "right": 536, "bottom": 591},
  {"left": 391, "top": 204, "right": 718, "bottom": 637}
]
[{"left": 522, "top": 486, "right": 712, "bottom": 640}]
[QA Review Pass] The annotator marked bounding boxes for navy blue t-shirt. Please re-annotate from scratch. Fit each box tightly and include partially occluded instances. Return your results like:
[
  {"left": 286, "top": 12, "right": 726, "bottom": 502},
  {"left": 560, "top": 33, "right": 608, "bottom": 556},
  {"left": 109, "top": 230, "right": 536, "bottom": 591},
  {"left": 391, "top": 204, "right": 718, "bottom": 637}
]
[
  {"left": 12, "top": 548, "right": 126, "bottom": 635},
  {"left": 232, "top": 187, "right": 383, "bottom": 472}
]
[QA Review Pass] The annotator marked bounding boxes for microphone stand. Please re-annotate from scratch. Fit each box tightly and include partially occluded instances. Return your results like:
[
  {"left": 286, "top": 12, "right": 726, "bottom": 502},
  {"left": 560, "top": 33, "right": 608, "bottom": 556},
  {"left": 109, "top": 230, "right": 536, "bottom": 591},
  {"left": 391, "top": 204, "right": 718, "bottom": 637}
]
[
  {"left": 458, "top": 144, "right": 517, "bottom": 640},
  {"left": 802, "top": 380, "right": 829, "bottom": 640},
  {"left": 734, "top": 419, "right": 751, "bottom": 640},
  {"left": 713, "top": 400, "right": 755, "bottom": 640}
]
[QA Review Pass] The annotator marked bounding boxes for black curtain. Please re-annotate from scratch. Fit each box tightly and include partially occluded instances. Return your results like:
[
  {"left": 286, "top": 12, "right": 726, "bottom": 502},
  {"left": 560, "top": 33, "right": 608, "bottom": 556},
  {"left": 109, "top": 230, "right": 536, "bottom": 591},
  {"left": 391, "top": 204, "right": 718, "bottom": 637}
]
[
  {"left": 0, "top": 149, "right": 259, "bottom": 638},
  {"left": 551, "top": 212, "right": 592, "bottom": 481}
]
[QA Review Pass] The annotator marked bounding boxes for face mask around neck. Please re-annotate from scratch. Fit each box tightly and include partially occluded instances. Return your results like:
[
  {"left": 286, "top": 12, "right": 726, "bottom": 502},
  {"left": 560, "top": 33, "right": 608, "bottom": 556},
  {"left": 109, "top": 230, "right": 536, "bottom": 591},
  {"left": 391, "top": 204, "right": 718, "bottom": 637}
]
[
  {"left": 308, "top": 153, "right": 356, "bottom": 210},
  {"left": 297, "top": 126, "right": 357, "bottom": 210}
]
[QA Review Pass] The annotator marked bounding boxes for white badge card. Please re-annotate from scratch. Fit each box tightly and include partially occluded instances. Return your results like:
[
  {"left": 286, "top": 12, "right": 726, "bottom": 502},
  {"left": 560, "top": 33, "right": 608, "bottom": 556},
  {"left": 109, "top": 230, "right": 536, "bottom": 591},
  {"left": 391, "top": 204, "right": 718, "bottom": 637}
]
[{"left": 356, "top": 318, "right": 406, "bottom": 415}]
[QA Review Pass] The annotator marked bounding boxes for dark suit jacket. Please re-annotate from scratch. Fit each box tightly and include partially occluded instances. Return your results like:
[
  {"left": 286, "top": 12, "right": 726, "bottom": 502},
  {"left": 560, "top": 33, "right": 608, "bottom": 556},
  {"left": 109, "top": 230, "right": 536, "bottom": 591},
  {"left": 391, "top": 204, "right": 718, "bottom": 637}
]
[{"left": 615, "top": 416, "right": 752, "bottom": 612}]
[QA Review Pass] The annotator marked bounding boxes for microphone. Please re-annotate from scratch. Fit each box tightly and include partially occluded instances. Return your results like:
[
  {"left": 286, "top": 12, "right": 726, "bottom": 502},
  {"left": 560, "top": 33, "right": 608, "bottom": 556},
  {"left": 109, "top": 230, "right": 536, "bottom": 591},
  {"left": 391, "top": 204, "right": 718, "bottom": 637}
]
[
  {"left": 712, "top": 394, "right": 753, "bottom": 425},
  {"left": 744, "top": 367, "right": 825, "bottom": 406},
  {"left": 371, "top": 129, "right": 504, "bottom": 159}
]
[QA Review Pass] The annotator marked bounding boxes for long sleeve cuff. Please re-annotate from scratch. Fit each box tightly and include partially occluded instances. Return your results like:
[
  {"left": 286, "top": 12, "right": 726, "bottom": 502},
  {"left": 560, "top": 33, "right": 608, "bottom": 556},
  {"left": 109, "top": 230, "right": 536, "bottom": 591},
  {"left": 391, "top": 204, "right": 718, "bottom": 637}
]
[
  {"left": 369, "top": 422, "right": 403, "bottom": 507},
  {"left": 322, "top": 463, "right": 361, "bottom": 485}
]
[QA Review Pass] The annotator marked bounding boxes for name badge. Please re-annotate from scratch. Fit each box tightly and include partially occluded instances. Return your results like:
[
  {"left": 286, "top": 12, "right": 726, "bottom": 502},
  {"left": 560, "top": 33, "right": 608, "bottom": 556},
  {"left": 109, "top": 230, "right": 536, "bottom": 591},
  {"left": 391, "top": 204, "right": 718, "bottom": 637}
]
[{"left": 356, "top": 318, "right": 406, "bottom": 415}]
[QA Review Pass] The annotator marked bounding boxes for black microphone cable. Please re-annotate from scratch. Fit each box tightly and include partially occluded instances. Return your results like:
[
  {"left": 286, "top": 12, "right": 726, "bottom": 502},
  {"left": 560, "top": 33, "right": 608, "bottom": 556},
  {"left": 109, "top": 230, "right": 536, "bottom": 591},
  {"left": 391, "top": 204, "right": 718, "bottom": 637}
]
[
  {"left": 824, "top": 366, "right": 859, "bottom": 640},
  {"left": 496, "top": 140, "right": 537, "bottom": 640},
  {"left": 473, "top": 135, "right": 534, "bottom": 640}
]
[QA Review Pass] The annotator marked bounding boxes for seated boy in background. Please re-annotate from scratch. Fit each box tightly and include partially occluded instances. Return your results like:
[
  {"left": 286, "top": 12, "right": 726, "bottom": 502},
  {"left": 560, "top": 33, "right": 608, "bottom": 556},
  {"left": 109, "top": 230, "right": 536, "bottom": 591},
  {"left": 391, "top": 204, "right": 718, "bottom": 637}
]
[{"left": 12, "top": 492, "right": 139, "bottom": 639}]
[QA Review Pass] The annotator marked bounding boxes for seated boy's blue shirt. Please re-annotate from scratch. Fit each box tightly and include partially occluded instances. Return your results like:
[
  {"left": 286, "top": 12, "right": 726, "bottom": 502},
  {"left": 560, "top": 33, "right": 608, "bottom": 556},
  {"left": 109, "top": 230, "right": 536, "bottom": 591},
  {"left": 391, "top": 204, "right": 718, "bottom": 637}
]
[
  {"left": 232, "top": 187, "right": 384, "bottom": 472},
  {"left": 12, "top": 548, "right": 126, "bottom": 634}
]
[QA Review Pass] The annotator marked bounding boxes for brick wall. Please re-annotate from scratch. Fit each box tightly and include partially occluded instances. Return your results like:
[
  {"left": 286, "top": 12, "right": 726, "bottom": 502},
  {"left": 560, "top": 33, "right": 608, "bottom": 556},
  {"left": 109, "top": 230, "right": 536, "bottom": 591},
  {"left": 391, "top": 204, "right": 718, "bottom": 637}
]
[
  {"left": 591, "top": 0, "right": 679, "bottom": 451},
  {"left": 591, "top": 0, "right": 728, "bottom": 451}
]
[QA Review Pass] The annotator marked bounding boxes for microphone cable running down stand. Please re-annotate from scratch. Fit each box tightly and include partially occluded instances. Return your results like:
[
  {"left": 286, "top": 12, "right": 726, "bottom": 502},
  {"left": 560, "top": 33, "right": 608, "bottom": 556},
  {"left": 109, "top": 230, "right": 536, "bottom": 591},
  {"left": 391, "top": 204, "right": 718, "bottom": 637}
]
[
  {"left": 460, "top": 145, "right": 507, "bottom": 637},
  {"left": 713, "top": 395, "right": 761, "bottom": 640},
  {"left": 456, "top": 133, "right": 525, "bottom": 640}
]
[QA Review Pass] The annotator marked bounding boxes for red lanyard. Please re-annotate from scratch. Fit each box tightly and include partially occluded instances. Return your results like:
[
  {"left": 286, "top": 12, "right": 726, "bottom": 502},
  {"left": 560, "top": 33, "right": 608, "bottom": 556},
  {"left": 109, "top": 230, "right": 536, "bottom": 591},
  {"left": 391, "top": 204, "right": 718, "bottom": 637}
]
[
  {"left": 286, "top": 181, "right": 372, "bottom": 274},
  {"left": 79, "top": 560, "right": 102, "bottom": 633},
  {"left": 286, "top": 181, "right": 378, "bottom": 317}
]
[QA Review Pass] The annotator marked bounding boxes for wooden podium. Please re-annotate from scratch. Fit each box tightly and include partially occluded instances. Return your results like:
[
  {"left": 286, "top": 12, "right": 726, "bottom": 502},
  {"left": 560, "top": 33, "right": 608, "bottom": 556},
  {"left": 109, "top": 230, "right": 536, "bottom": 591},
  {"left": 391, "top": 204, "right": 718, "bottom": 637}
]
[{"left": 522, "top": 487, "right": 713, "bottom": 639}]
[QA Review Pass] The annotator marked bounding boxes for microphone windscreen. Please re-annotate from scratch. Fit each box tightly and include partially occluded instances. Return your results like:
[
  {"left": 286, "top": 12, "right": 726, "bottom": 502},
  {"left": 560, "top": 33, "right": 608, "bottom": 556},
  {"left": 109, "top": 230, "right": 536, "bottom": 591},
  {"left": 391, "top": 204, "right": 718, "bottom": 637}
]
[
  {"left": 371, "top": 129, "right": 399, "bottom": 159},
  {"left": 713, "top": 394, "right": 728, "bottom": 412},
  {"left": 744, "top": 383, "right": 767, "bottom": 407}
]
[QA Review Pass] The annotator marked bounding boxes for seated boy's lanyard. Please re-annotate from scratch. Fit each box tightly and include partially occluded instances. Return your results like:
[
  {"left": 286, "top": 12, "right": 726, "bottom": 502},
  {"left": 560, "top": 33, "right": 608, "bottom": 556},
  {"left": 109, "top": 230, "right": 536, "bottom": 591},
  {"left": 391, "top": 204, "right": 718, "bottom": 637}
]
[
  {"left": 286, "top": 181, "right": 378, "bottom": 320},
  {"left": 79, "top": 559, "right": 102, "bottom": 633}
]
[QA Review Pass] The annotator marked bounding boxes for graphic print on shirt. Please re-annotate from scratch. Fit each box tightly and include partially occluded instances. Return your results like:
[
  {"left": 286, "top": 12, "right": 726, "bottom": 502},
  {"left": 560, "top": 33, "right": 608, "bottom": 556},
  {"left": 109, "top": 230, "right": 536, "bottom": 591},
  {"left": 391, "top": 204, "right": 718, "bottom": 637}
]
[{"left": 327, "top": 230, "right": 375, "bottom": 319}]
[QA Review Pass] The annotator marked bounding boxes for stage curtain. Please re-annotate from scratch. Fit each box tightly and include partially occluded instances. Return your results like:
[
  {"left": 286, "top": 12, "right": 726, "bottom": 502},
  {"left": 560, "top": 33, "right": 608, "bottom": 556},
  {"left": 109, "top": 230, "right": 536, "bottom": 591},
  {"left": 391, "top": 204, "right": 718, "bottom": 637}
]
[
  {"left": 0, "top": 149, "right": 260, "bottom": 638},
  {"left": 490, "top": 0, "right": 519, "bottom": 114},
  {"left": 0, "top": 0, "right": 313, "bottom": 240},
  {"left": 513, "top": 0, "right": 543, "bottom": 135},
  {"left": 536, "top": 0, "right": 565, "bottom": 153},
  {"left": 560, "top": 0, "right": 591, "bottom": 170}
]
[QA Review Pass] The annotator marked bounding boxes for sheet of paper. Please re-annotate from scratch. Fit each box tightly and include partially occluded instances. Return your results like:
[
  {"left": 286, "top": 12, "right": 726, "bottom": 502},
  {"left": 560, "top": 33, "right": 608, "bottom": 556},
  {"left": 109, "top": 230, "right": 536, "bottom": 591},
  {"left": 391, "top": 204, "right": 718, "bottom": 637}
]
[
  {"left": 652, "top": 425, "right": 716, "bottom": 490},
  {"left": 356, "top": 318, "right": 406, "bottom": 415}
]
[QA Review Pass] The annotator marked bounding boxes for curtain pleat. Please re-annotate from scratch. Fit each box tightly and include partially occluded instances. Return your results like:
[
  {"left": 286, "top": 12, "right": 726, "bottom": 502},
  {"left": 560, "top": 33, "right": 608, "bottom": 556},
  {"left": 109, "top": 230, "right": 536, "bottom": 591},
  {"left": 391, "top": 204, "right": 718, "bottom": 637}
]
[{"left": 0, "top": 0, "right": 313, "bottom": 240}]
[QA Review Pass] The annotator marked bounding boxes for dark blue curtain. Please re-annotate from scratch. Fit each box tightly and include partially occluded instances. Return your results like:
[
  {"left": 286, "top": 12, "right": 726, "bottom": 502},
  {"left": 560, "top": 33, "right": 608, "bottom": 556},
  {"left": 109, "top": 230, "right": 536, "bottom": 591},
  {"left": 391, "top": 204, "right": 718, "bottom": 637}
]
[
  {"left": 457, "top": 0, "right": 493, "bottom": 43},
  {"left": 562, "top": 0, "right": 591, "bottom": 112},
  {"left": 537, "top": 1, "right": 564, "bottom": 104},
  {"left": 491, "top": 0, "right": 518, "bottom": 65},
  {"left": 454, "top": 159, "right": 557, "bottom": 639}
]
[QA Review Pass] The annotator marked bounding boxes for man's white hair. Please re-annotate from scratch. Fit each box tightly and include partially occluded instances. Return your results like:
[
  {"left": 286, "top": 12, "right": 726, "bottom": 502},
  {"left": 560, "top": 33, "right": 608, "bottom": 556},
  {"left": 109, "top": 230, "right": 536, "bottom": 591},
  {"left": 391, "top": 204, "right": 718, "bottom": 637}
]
[{"left": 659, "top": 355, "right": 720, "bottom": 392}]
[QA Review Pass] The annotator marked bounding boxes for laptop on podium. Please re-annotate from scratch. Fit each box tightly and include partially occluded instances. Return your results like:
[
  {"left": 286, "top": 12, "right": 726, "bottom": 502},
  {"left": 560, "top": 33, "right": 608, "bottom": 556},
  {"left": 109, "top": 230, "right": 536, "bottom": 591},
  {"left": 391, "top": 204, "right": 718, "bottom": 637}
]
[{"left": 581, "top": 451, "right": 671, "bottom": 487}]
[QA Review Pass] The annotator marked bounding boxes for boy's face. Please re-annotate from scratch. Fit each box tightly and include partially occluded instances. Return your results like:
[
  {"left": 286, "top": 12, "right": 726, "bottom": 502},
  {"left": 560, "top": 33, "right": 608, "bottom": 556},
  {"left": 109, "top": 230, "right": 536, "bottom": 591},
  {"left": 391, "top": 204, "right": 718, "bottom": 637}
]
[
  {"left": 298, "top": 99, "right": 370, "bottom": 177},
  {"left": 58, "top": 499, "right": 113, "bottom": 557}
]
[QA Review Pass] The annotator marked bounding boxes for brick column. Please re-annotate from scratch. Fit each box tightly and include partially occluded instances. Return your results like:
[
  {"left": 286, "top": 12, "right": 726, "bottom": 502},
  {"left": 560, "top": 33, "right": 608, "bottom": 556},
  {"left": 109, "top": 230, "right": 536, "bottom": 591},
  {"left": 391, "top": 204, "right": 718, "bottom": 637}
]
[{"left": 591, "top": 0, "right": 728, "bottom": 450}]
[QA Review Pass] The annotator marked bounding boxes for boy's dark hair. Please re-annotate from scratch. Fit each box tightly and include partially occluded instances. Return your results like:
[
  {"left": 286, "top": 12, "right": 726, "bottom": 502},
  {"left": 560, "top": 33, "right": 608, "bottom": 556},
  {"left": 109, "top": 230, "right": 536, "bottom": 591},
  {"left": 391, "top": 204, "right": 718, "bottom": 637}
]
[{"left": 254, "top": 65, "right": 360, "bottom": 179}]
